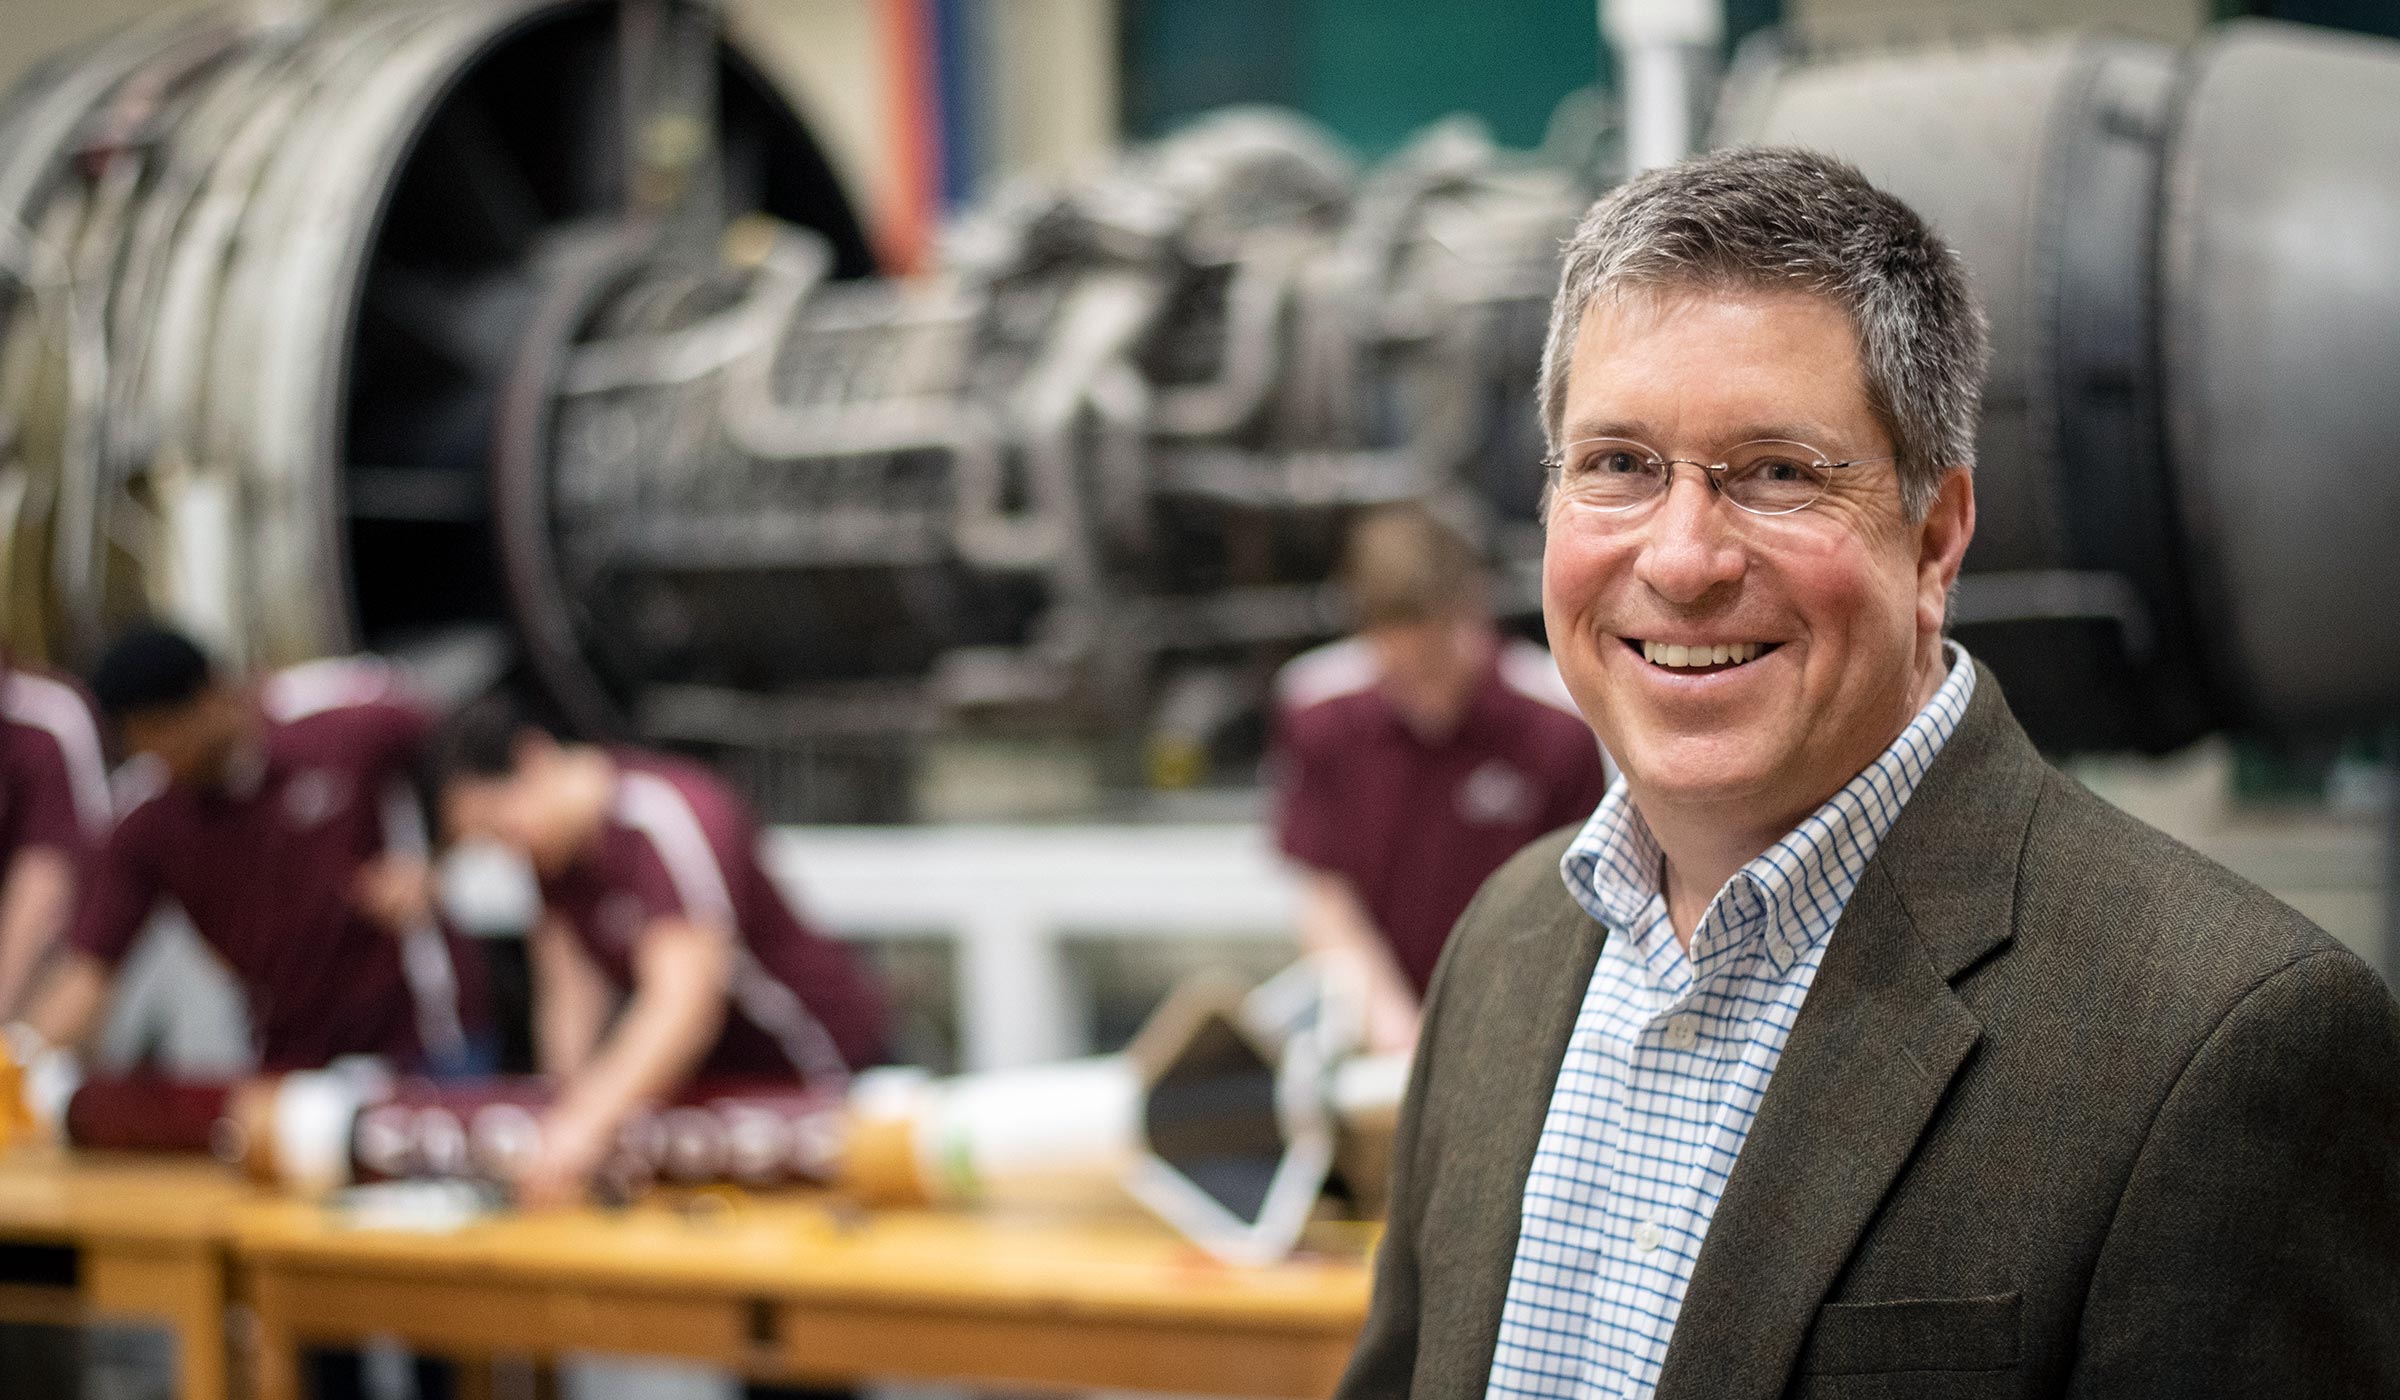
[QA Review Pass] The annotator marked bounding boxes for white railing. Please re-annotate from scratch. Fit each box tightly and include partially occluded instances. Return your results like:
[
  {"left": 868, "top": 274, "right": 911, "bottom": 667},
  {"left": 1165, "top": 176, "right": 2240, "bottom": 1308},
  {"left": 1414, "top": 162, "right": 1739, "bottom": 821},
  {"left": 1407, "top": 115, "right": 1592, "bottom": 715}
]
[
  {"left": 446, "top": 825, "right": 1305, "bottom": 1072},
  {"left": 766, "top": 825, "right": 1303, "bottom": 1070}
]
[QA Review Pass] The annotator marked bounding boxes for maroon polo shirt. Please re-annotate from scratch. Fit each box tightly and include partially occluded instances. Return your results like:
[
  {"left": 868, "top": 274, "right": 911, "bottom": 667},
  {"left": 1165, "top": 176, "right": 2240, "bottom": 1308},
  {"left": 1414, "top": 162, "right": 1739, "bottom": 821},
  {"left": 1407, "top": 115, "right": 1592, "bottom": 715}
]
[
  {"left": 1272, "top": 638, "right": 1613, "bottom": 994},
  {"left": 0, "top": 661, "right": 111, "bottom": 873},
  {"left": 538, "top": 750, "right": 887, "bottom": 1085},
  {"left": 68, "top": 659, "right": 485, "bottom": 1071}
]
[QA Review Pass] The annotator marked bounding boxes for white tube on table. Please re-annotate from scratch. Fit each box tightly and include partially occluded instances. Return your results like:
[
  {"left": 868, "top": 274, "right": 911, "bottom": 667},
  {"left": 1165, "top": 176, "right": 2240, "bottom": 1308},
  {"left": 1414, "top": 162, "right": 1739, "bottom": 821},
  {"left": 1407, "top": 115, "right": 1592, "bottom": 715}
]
[{"left": 913, "top": 1054, "right": 1143, "bottom": 1206}]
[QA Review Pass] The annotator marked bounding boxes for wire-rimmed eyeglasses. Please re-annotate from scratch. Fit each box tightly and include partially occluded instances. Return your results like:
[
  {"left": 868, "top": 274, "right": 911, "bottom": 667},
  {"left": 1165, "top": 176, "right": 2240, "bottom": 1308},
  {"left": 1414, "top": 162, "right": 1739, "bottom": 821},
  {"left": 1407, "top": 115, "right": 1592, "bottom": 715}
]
[{"left": 1540, "top": 437, "right": 1894, "bottom": 517}]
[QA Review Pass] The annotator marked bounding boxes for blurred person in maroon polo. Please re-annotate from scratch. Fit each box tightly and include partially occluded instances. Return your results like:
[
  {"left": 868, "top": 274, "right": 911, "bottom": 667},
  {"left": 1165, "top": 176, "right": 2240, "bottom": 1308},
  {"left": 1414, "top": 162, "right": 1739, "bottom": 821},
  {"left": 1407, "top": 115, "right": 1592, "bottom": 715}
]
[
  {"left": 1273, "top": 505, "right": 1613, "bottom": 1052},
  {"left": 435, "top": 697, "right": 888, "bottom": 1209},
  {"left": 16, "top": 624, "right": 485, "bottom": 1074},
  {"left": 0, "top": 655, "right": 109, "bottom": 1016}
]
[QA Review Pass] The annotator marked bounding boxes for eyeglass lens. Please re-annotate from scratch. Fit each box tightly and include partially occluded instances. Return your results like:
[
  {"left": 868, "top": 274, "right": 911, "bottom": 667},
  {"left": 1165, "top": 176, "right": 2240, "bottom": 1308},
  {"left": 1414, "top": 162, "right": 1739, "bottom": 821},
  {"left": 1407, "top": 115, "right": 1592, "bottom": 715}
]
[{"left": 1550, "top": 438, "right": 1833, "bottom": 516}]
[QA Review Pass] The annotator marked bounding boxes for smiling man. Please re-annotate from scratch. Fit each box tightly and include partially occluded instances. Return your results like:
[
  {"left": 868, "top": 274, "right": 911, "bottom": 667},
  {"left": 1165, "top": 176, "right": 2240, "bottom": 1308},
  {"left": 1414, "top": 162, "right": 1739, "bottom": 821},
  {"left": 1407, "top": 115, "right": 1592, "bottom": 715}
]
[{"left": 1338, "top": 148, "right": 2400, "bottom": 1399}]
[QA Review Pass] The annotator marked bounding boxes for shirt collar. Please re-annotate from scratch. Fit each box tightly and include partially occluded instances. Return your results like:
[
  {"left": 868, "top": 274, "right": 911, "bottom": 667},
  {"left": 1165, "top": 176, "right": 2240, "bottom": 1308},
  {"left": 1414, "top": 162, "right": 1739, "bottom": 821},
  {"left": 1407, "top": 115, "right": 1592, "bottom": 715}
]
[{"left": 1561, "top": 643, "right": 1979, "bottom": 977}]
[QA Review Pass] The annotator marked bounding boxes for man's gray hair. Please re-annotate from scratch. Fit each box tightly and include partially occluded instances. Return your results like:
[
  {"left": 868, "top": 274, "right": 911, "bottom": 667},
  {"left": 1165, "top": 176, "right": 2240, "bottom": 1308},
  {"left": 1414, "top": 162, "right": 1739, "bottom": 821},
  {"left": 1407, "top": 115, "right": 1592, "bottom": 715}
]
[{"left": 1538, "top": 146, "right": 1989, "bottom": 520}]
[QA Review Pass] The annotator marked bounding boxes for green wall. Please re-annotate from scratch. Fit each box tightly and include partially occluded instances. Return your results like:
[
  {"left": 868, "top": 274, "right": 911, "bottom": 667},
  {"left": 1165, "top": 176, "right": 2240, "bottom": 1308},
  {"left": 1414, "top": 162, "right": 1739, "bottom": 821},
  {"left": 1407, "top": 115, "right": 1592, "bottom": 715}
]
[
  {"left": 1124, "top": 0, "right": 1782, "bottom": 158},
  {"left": 2252, "top": 0, "right": 2400, "bottom": 39},
  {"left": 1121, "top": 1, "right": 2400, "bottom": 162}
]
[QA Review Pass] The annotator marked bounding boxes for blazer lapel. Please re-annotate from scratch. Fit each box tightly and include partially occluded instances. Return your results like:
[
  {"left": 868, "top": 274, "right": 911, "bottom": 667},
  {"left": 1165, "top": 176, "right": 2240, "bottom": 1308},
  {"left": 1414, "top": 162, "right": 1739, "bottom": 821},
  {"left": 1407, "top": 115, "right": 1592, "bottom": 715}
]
[
  {"left": 1653, "top": 665, "right": 2043, "bottom": 1400},
  {"left": 1653, "top": 866, "right": 1982, "bottom": 1400}
]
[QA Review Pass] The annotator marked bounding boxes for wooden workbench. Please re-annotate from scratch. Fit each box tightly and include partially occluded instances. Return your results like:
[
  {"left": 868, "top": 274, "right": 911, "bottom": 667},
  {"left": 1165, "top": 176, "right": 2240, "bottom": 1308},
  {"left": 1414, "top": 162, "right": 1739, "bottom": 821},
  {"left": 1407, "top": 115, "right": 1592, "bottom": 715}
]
[
  {"left": 0, "top": 1147, "right": 254, "bottom": 1400},
  {"left": 236, "top": 1193, "right": 1372, "bottom": 1398},
  {"left": 0, "top": 1149, "right": 1372, "bottom": 1397}
]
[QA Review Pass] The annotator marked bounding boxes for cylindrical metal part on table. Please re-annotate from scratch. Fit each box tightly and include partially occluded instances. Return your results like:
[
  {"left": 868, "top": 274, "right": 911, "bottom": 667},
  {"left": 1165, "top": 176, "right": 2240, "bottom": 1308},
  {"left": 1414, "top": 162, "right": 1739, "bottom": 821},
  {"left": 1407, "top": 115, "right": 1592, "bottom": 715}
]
[
  {"left": 50, "top": 1070, "right": 850, "bottom": 1194},
  {"left": 23, "top": 963, "right": 1405, "bottom": 1264},
  {"left": 347, "top": 1078, "right": 847, "bottom": 1192}
]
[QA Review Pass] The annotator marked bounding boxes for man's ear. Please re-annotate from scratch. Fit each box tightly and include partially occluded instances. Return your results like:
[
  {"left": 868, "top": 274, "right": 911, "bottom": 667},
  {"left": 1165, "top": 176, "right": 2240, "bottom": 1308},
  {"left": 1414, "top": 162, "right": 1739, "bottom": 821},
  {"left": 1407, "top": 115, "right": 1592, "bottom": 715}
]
[{"left": 1917, "top": 467, "right": 1976, "bottom": 637}]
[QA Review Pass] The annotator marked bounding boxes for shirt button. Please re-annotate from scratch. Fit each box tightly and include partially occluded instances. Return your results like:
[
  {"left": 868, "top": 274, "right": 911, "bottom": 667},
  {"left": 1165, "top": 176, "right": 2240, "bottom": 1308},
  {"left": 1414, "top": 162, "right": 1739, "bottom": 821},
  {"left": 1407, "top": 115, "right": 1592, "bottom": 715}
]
[
  {"left": 1633, "top": 1221, "right": 1666, "bottom": 1252},
  {"left": 1665, "top": 1014, "right": 1700, "bottom": 1051}
]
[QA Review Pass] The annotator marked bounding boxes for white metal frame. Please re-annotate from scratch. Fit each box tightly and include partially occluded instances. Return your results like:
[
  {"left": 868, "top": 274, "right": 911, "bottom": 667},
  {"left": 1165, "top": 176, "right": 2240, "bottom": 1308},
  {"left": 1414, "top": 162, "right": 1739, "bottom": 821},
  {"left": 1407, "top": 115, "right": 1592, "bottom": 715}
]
[
  {"left": 446, "top": 824, "right": 1305, "bottom": 1072},
  {"left": 767, "top": 825, "right": 1302, "bottom": 1070}
]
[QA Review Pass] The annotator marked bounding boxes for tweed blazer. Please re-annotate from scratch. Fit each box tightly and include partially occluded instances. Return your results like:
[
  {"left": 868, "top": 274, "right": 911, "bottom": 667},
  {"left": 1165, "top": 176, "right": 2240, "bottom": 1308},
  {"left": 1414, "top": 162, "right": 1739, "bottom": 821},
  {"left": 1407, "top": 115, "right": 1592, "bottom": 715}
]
[{"left": 1338, "top": 664, "right": 2400, "bottom": 1399}]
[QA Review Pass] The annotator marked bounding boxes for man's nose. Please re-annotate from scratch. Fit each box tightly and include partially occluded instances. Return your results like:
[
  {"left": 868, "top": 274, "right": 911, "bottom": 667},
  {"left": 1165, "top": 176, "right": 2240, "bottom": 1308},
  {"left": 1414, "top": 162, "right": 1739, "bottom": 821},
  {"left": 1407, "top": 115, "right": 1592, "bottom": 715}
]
[{"left": 1634, "top": 469, "right": 1746, "bottom": 604}]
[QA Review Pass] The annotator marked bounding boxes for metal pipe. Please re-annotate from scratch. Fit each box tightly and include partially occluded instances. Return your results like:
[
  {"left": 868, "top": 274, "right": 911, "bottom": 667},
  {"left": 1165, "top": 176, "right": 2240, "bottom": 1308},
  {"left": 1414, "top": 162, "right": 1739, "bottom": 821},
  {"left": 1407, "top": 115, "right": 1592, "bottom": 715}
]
[{"left": 1602, "top": 0, "right": 1723, "bottom": 172}]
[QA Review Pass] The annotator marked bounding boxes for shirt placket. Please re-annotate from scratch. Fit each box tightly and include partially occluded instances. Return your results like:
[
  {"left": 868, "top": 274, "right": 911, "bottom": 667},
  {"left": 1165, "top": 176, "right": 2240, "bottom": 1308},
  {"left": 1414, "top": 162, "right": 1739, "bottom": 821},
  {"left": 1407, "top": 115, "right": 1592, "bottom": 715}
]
[
  {"left": 1669, "top": 887, "right": 1785, "bottom": 1284},
  {"left": 1584, "top": 903, "right": 1700, "bottom": 1398},
  {"left": 1634, "top": 888, "right": 1777, "bottom": 1397},
  {"left": 1490, "top": 939, "right": 1634, "bottom": 1398},
  {"left": 1531, "top": 931, "right": 1633, "bottom": 1397}
]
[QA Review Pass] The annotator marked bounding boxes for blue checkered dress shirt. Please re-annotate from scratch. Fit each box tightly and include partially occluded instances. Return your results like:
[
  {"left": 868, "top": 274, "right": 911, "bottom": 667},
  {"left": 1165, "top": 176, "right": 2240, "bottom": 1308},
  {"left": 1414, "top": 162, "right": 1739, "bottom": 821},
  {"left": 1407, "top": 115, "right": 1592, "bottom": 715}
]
[{"left": 1484, "top": 644, "right": 1978, "bottom": 1400}]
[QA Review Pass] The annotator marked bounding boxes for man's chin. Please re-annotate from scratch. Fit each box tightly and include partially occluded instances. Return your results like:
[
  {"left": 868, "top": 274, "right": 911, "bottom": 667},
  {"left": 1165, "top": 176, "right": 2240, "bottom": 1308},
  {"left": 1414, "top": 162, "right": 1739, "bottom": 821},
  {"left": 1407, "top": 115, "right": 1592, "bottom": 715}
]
[
  {"left": 1613, "top": 740, "right": 1783, "bottom": 813},
  {"left": 1627, "top": 774, "right": 1774, "bottom": 814}
]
